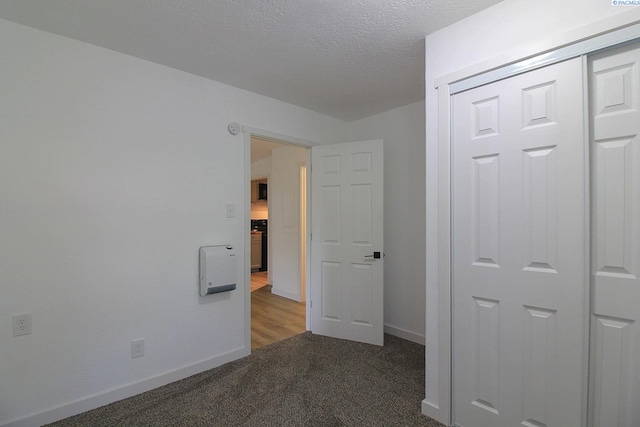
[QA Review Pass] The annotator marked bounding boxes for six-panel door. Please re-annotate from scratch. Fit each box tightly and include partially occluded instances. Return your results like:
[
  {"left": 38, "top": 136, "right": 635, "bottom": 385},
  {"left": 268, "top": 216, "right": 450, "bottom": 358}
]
[
  {"left": 310, "top": 139, "right": 384, "bottom": 346},
  {"left": 452, "top": 58, "right": 587, "bottom": 427},
  {"left": 589, "top": 42, "right": 640, "bottom": 427}
]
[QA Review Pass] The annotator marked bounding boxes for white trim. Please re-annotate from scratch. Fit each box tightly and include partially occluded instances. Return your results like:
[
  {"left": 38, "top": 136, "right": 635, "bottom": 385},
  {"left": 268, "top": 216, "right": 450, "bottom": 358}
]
[
  {"left": 299, "top": 162, "right": 308, "bottom": 304},
  {"left": 449, "top": 21, "right": 640, "bottom": 94},
  {"left": 434, "top": 8, "right": 640, "bottom": 90},
  {"left": 580, "top": 54, "right": 592, "bottom": 427},
  {"left": 304, "top": 149, "right": 312, "bottom": 330},
  {"left": 423, "top": 83, "right": 453, "bottom": 426},
  {"left": 436, "top": 83, "right": 453, "bottom": 426},
  {"left": 422, "top": 399, "right": 441, "bottom": 421},
  {"left": 1, "top": 347, "right": 248, "bottom": 427},
  {"left": 430, "top": 12, "right": 640, "bottom": 427},
  {"left": 242, "top": 126, "right": 317, "bottom": 147},
  {"left": 242, "top": 126, "right": 315, "bottom": 337},
  {"left": 243, "top": 130, "right": 252, "bottom": 354},
  {"left": 384, "top": 324, "right": 425, "bottom": 345},
  {"left": 271, "top": 285, "right": 303, "bottom": 302}
]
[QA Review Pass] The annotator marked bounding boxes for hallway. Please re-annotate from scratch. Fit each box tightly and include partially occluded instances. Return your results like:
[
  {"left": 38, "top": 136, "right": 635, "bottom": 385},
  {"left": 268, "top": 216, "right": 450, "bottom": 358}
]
[{"left": 251, "top": 273, "right": 306, "bottom": 350}]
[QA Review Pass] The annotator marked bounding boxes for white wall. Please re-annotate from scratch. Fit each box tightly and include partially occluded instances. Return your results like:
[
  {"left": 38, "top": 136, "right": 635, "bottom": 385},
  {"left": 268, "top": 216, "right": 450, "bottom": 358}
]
[
  {"left": 423, "top": 1, "right": 640, "bottom": 424},
  {"left": 346, "top": 100, "right": 426, "bottom": 344},
  {"left": 251, "top": 156, "right": 272, "bottom": 180},
  {"left": 270, "top": 146, "right": 307, "bottom": 301},
  {"left": 0, "top": 19, "right": 346, "bottom": 426}
]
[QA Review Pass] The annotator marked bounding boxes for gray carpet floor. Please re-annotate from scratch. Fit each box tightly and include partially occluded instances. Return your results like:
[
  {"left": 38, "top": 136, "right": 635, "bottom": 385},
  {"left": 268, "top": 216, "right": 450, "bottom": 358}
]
[{"left": 48, "top": 332, "right": 445, "bottom": 426}]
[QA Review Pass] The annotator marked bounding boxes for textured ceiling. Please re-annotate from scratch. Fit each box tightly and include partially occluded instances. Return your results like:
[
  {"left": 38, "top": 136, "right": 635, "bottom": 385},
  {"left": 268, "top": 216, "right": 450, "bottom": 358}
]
[{"left": 0, "top": 0, "right": 503, "bottom": 121}]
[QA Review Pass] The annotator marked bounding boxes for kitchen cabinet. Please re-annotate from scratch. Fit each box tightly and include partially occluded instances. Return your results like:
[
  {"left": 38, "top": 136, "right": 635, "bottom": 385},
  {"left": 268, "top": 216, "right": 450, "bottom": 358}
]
[
  {"left": 250, "top": 179, "right": 267, "bottom": 203},
  {"left": 251, "top": 180, "right": 259, "bottom": 203},
  {"left": 251, "top": 231, "right": 262, "bottom": 270}
]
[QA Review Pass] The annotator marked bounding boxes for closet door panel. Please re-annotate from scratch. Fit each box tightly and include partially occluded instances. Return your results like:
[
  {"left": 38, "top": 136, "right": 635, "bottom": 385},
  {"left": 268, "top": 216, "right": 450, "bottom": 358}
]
[
  {"left": 452, "top": 57, "right": 586, "bottom": 427},
  {"left": 590, "top": 42, "right": 640, "bottom": 427}
]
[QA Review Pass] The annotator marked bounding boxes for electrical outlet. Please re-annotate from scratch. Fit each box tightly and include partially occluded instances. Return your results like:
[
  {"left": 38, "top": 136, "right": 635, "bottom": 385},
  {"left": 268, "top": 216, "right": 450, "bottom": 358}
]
[
  {"left": 131, "top": 339, "right": 144, "bottom": 359},
  {"left": 13, "top": 313, "right": 32, "bottom": 337}
]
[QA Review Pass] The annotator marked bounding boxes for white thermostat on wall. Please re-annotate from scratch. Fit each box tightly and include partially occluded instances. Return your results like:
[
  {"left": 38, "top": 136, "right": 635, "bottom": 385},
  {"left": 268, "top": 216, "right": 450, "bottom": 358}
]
[{"left": 199, "top": 245, "right": 236, "bottom": 296}]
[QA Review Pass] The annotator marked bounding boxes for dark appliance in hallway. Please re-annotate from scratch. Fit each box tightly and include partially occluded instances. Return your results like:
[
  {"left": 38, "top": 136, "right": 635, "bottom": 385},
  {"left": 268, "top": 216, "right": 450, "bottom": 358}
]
[{"left": 251, "top": 220, "right": 268, "bottom": 272}]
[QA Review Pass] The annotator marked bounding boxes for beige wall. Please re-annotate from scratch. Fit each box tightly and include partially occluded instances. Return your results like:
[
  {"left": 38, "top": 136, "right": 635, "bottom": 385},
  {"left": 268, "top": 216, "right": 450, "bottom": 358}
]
[{"left": 251, "top": 200, "right": 268, "bottom": 220}]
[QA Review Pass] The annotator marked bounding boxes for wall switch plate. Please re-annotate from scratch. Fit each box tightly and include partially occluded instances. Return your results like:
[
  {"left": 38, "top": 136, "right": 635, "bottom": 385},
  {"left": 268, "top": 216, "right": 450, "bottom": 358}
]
[
  {"left": 131, "top": 339, "right": 144, "bottom": 358},
  {"left": 13, "top": 313, "right": 32, "bottom": 337},
  {"left": 226, "top": 203, "right": 235, "bottom": 218}
]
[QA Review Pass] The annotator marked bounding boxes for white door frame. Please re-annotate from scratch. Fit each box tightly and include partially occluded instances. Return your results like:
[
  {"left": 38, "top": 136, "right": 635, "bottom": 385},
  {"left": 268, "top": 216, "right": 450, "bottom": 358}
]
[
  {"left": 242, "top": 126, "right": 316, "bottom": 351},
  {"left": 424, "top": 13, "right": 640, "bottom": 426}
]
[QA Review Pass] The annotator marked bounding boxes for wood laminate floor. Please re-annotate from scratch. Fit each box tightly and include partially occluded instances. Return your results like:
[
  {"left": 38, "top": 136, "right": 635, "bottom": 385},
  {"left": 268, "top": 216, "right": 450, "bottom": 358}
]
[
  {"left": 251, "top": 273, "right": 306, "bottom": 350},
  {"left": 250, "top": 271, "right": 269, "bottom": 292}
]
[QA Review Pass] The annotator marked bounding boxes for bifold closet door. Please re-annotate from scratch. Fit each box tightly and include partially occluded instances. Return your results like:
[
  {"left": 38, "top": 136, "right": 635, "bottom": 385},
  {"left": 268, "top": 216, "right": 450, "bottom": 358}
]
[
  {"left": 452, "top": 57, "right": 587, "bottom": 427},
  {"left": 589, "top": 42, "right": 640, "bottom": 427}
]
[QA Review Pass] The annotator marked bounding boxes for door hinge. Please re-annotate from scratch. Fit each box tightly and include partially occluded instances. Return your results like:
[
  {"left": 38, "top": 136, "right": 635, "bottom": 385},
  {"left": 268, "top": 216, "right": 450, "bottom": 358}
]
[{"left": 310, "top": 300, "right": 312, "bottom": 308}]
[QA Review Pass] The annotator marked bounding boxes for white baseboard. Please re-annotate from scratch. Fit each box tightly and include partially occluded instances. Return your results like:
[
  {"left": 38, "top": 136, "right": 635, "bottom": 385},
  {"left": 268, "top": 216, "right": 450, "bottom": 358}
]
[
  {"left": 422, "top": 399, "right": 450, "bottom": 425},
  {"left": 2, "top": 346, "right": 250, "bottom": 427},
  {"left": 270, "top": 286, "right": 302, "bottom": 302},
  {"left": 384, "top": 324, "right": 425, "bottom": 345}
]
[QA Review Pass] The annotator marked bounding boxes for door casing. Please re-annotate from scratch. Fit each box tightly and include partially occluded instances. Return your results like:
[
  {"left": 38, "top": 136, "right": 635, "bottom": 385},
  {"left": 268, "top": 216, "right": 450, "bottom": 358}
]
[{"left": 243, "top": 127, "right": 314, "bottom": 351}]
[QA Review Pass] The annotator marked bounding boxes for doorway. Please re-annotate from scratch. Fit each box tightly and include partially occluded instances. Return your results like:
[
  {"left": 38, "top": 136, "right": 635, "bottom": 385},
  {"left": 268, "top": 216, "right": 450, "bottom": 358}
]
[{"left": 249, "top": 134, "right": 309, "bottom": 349}]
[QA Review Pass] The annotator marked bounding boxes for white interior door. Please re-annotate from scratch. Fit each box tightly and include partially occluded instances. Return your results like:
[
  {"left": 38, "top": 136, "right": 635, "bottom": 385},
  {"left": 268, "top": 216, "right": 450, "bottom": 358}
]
[
  {"left": 310, "top": 139, "right": 384, "bottom": 346},
  {"left": 589, "top": 42, "right": 640, "bottom": 427},
  {"left": 452, "top": 58, "right": 587, "bottom": 427}
]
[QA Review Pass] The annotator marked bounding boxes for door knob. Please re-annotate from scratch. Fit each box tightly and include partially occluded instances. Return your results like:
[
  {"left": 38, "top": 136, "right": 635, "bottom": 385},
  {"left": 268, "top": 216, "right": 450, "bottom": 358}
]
[{"left": 364, "top": 252, "right": 381, "bottom": 259}]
